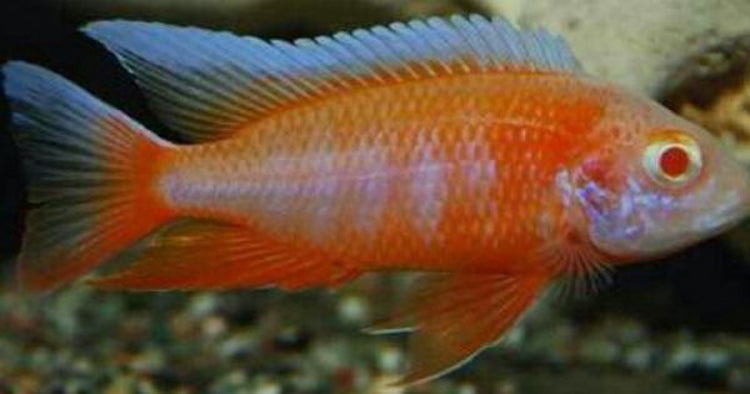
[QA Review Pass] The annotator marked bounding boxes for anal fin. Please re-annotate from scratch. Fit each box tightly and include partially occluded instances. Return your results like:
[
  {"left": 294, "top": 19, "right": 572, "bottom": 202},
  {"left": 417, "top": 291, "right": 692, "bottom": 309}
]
[
  {"left": 371, "top": 272, "right": 548, "bottom": 384},
  {"left": 91, "top": 220, "right": 359, "bottom": 291}
]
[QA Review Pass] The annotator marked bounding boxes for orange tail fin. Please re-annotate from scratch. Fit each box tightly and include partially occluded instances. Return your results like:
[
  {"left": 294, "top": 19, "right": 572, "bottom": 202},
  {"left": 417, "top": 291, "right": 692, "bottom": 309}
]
[{"left": 3, "top": 62, "right": 176, "bottom": 292}]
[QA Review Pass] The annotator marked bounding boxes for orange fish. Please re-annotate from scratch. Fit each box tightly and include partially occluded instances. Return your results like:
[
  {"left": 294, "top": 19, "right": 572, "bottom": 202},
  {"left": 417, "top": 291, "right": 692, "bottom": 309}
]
[{"left": 4, "top": 15, "right": 750, "bottom": 383}]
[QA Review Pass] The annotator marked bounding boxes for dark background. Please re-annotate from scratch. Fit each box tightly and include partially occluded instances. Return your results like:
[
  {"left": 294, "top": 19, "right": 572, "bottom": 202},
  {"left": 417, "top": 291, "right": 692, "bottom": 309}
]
[{"left": 2, "top": 0, "right": 750, "bottom": 334}]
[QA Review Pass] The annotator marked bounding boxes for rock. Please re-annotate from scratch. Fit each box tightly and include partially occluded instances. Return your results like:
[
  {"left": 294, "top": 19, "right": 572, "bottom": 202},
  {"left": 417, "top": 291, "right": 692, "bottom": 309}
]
[
  {"left": 128, "top": 348, "right": 166, "bottom": 375},
  {"left": 311, "top": 339, "right": 349, "bottom": 372},
  {"left": 366, "top": 375, "right": 404, "bottom": 394},
  {"left": 201, "top": 315, "right": 228, "bottom": 339},
  {"left": 288, "top": 362, "right": 324, "bottom": 392},
  {"left": 699, "top": 347, "right": 731, "bottom": 373},
  {"left": 666, "top": 336, "right": 700, "bottom": 375},
  {"left": 518, "top": 0, "right": 750, "bottom": 94},
  {"left": 667, "top": 337, "right": 731, "bottom": 388},
  {"left": 661, "top": 34, "right": 750, "bottom": 164},
  {"left": 250, "top": 377, "right": 282, "bottom": 394},
  {"left": 375, "top": 344, "right": 403, "bottom": 374},
  {"left": 474, "top": 0, "right": 523, "bottom": 23},
  {"left": 622, "top": 344, "right": 655, "bottom": 373},
  {"left": 218, "top": 331, "right": 260, "bottom": 360},
  {"left": 209, "top": 370, "right": 249, "bottom": 393},
  {"left": 337, "top": 293, "right": 371, "bottom": 326},
  {"left": 187, "top": 293, "right": 221, "bottom": 319},
  {"left": 457, "top": 382, "right": 479, "bottom": 394},
  {"left": 613, "top": 319, "right": 648, "bottom": 346},
  {"left": 494, "top": 380, "right": 519, "bottom": 394},
  {"left": 578, "top": 335, "right": 620, "bottom": 365},
  {"left": 273, "top": 325, "right": 312, "bottom": 352},
  {"left": 43, "top": 286, "right": 96, "bottom": 341},
  {"left": 519, "top": 320, "right": 576, "bottom": 368},
  {"left": 728, "top": 366, "right": 750, "bottom": 393}
]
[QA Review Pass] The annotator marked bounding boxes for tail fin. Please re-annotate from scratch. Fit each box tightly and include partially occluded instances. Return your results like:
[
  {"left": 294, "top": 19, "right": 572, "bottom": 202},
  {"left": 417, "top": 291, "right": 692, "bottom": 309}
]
[{"left": 3, "top": 62, "right": 176, "bottom": 292}]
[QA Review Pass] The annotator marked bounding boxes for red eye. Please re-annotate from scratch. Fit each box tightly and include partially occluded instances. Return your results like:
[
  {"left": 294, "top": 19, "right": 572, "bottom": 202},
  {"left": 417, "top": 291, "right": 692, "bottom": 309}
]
[
  {"left": 642, "top": 136, "right": 702, "bottom": 186},
  {"left": 659, "top": 146, "right": 690, "bottom": 177}
]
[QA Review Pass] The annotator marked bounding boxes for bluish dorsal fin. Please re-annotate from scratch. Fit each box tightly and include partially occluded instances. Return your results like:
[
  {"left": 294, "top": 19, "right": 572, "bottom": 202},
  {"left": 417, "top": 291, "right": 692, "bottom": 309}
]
[{"left": 83, "top": 15, "right": 580, "bottom": 143}]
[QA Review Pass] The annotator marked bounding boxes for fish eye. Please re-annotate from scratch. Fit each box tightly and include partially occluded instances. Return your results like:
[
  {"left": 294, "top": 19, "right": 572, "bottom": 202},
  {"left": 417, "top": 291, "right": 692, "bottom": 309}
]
[{"left": 642, "top": 133, "right": 702, "bottom": 186}]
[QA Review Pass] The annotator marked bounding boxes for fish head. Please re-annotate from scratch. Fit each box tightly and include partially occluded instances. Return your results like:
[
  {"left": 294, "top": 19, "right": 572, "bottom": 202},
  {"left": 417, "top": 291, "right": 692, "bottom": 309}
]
[{"left": 567, "top": 90, "right": 750, "bottom": 262}]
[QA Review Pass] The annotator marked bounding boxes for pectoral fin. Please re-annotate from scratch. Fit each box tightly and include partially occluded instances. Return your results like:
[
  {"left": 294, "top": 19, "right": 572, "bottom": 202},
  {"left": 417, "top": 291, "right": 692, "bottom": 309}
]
[{"left": 371, "top": 272, "right": 548, "bottom": 385}]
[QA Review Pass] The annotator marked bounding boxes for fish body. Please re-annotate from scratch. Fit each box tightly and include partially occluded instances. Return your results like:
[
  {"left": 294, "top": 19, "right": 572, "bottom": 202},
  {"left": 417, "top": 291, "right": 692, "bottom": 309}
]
[
  {"left": 4, "top": 15, "right": 749, "bottom": 384},
  {"left": 160, "top": 73, "right": 604, "bottom": 274}
]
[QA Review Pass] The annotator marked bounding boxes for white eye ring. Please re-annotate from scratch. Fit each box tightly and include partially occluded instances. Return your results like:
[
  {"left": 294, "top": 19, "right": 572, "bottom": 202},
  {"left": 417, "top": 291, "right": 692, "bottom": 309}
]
[{"left": 642, "top": 138, "right": 702, "bottom": 186}]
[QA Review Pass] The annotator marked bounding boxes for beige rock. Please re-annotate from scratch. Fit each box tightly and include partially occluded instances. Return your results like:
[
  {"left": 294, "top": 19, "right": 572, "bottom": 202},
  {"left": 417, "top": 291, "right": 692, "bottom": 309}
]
[
  {"left": 474, "top": 0, "right": 523, "bottom": 23},
  {"left": 517, "top": 0, "right": 750, "bottom": 94},
  {"left": 662, "top": 35, "right": 750, "bottom": 164}
]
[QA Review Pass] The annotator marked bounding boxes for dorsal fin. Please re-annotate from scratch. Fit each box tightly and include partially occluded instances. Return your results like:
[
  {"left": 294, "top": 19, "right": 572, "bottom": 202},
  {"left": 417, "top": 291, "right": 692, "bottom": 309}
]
[{"left": 82, "top": 15, "right": 580, "bottom": 143}]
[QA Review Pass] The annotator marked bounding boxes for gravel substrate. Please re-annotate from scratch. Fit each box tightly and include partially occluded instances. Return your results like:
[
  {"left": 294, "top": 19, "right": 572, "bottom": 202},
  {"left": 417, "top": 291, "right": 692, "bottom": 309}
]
[{"left": 1, "top": 273, "right": 749, "bottom": 394}]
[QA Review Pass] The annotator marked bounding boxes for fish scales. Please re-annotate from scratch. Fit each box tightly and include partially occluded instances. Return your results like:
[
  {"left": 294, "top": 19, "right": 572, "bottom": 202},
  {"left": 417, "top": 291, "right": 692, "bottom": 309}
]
[{"left": 159, "top": 74, "right": 603, "bottom": 271}]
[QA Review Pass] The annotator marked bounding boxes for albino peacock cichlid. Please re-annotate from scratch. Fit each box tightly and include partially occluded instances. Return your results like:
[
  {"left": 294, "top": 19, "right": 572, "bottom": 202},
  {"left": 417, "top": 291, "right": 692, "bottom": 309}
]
[{"left": 4, "top": 15, "right": 750, "bottom": 383}]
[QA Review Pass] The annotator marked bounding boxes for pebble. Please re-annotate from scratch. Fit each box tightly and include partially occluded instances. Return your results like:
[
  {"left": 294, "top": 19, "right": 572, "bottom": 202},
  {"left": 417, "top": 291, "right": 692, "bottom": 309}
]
[
  {"left": 188, "top": 293, "right": 220, "bottom": 319},
  {"left": 209, "top": 370, "right": 249, "bottom": 393},
  {"left": 613, "top": 319, "right": 648, "bottom": 345},
  {"left": 218, "top": 331, "right": 260, "bottom": 360},
  {"left": 520, "top": 321, "right": 576, "bottom": 367},
  {"left": 728, "top": 367, "right": 750, "bottom": 392},
  {"left": 700, "top": 347, "right": 731, "bottom": 372},
  {"left": 622, "top": 344, "right": 655, "bottom": 372},
  {"left": 201, "top": 315, "right": 228, "bottom": 339},
  {"left": 494, "top": 380, "right": 518, "bottom": 394},
  {"left": 311, "top": 340, "right": 349, "bottom": 371},
  {"left": 273, "top": 326, "right": 311, "bottom": 352},
  {"left": 129, "top": 348, "right": 166, "bottom": 375},
  {"left": 337, "top": 294, "right": 371, "bottom": 325},
  {"left": 667, "top": 340, "right": 700, "bottom": 374},
  {"left": 457, "top": 382, "right": 478, "bottom": 394},
  {"left": 578, "top": 335, "right": 620, "bottom": 365},
  {"left": 367, "top": 375, "right": 404, "bottom": 394},
  {"left": 376, "top": 344, "right": 404, "bottom": 374},
  {"left": 288, "top": 363, "right": 323, "bottom": 392},
  {"left": 251, "top": 380, "right": 282, "bottom": 394}
]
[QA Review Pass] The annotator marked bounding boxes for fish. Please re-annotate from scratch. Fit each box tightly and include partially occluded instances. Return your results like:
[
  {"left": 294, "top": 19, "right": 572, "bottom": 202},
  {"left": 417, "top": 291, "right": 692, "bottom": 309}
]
[{"left": 3, "top": 14, "right": 750, "bottom": 384}]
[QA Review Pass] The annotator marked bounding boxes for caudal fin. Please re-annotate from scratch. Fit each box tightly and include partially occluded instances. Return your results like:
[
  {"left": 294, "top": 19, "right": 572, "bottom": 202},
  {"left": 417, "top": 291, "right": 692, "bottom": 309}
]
[{"left": 3, "top": 62, "right": 176, "bottom": 292}]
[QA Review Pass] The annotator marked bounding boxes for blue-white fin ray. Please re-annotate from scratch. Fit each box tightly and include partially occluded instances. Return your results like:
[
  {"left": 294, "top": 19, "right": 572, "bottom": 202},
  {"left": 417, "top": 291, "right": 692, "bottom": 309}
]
[
  {"left": 82, "top": 15, "right": 580, "bottom": 143},
  {"left": 407, "top": 21, "right": 455, "bottom": 75},
  {"left": 393, "top": 22, "right": 440, "bottom": 77},
  {"left": 351, "top": 29, "right": 404, "bottom": 82},
  {"left": 453, "top": 15, "right": 493, "bottom": 70}
]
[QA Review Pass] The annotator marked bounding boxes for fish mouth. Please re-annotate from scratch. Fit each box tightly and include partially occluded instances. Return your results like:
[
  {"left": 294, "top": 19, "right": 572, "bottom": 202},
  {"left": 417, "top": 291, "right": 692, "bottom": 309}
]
[
  {"left": 598, "top": 196, "right": 750, "bottom": 263},
  {"left": 660, "top": 195, "right": 748, "bottom": 251},
  {"left": 694, "top": 188, "right": 750, "bottom": 237}
]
